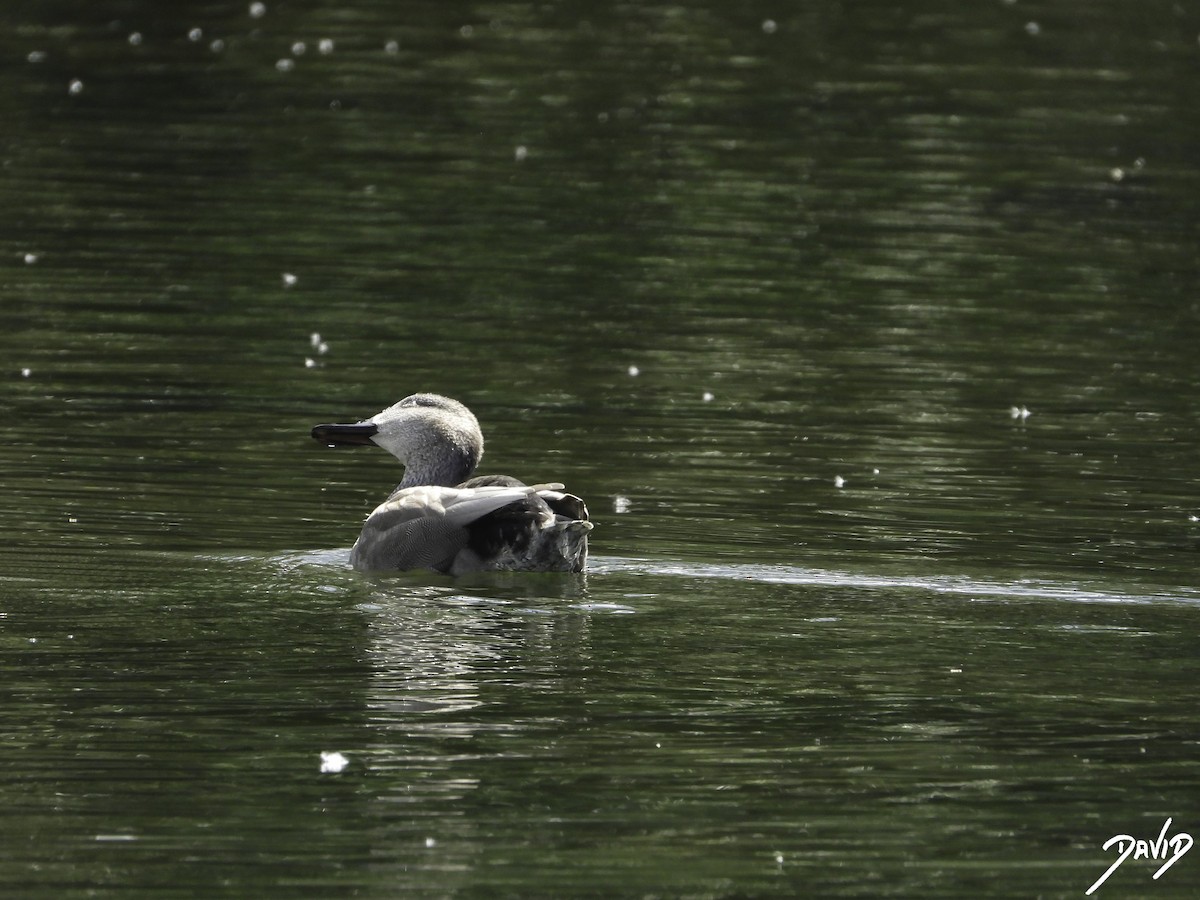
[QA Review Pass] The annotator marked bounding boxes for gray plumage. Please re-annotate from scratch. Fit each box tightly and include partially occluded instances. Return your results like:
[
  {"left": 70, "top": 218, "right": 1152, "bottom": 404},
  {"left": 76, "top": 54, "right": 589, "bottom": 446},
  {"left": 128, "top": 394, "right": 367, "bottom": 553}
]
[{"left": 312, "top": 394, "right": 591, "bottom": 574}]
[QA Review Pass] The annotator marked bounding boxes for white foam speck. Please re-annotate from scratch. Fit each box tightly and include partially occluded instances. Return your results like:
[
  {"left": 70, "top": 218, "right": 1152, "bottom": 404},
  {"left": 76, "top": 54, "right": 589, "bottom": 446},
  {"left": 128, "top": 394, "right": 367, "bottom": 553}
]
[
  {"left": 27, "top": 50, "right": 47, "bottom": 63},
  {"left": 23, "top": 252, "right": 38, "bottom": 264},
  {"left": 762, "top": 19, "right": 778, "bottom": 34},
  {"left": 627, "top": 365, "right": 639, "bottom": 377},
  {"left": 68, "top": 79, "right": 84, "bottom": 95},
  {"left": 385, "top": 40, "right": 400, "bottom": 55},
  {"left": 276, "top": 58, "right": 294, "bottom": 72},
  {"left": 319, "top": 39, "right": 335, "bottom": 54},
  {"left": 291, "top": 41, "right": 307, "bottom": 56},
  {"left": 282, "top": 272, "right": 298, "bottom": 287},
  {"left": 249, "top": 2, "right": 267, "bottom": 19},
  {"left": 188, "top": 28, "right": 203, "bottom": 42},
  {"left": 514, "top": 145, "right": 528, "bottom": 162},
  {"left": 833, "top": 475, "right": 845, "bottom": 488},
  {"left": 304, "top": 357, "right": 316, "bottom": 369},
  {"left": 702, "top": 391, "right": 714, "bottom": 402},
  {"left": 20, "top": 368, "right": 32, "bottom": 378},
  {"left": 319, "top": 751, "right": 349, "bottom": 773},
  {"left": 1009, "top": 405, "right": 1031, "bottom": 420},
  {"left": 613, "top": 496, "right": 632, "bottom": 514},
  {"left": 128, "top": 32, "right": 143, "bottom": 46}
]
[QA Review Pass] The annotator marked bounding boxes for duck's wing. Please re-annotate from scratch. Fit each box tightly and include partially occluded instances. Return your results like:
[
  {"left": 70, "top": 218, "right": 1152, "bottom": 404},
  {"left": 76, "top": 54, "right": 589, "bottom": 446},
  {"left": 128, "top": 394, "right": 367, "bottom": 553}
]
[
  {"left": 453, "top": 482, "right": 591, "bottom": 575},
  {"left": 350, "top": 485, "right": 539, "bottom": 572},
  {"left": 459, "top": 474, "right": 526, "bottom": 488},
  {"left": 531, "top": 484, "right": 589, "bottom": 523}
]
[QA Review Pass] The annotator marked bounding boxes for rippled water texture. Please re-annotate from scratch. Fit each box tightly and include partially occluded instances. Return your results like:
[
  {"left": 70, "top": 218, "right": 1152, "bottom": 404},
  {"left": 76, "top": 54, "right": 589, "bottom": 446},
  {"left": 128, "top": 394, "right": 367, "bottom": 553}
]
[{"left": 2, "top": 2, "right": 1199, "bottom": 897}]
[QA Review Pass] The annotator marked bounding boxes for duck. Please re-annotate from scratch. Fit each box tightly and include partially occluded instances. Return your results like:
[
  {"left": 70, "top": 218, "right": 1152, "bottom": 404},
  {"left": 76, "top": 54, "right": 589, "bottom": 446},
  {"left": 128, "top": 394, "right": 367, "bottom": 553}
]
[{"left": 312, "top": 393, "right": 592, "bottom": 574}]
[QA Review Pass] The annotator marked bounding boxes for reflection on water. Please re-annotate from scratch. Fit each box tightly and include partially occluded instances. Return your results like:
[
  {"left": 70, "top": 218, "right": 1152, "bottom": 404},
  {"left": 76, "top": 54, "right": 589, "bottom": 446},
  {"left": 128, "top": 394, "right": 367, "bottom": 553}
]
[
  {"left": 2, "top": 0, "right": 1199, "bottom": 896},
  {"left": 5, "top": 550, "right": 1197, "bottom": 897}
]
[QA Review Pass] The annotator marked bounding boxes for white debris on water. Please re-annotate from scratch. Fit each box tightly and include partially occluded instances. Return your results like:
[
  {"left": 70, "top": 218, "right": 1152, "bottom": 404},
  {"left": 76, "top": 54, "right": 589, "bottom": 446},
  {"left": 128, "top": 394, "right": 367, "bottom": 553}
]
[
  {"left": 20, "top": 368, "right": 32, "bottom": 378},
  {"left": 613, "top": 495, "right": 632, "bottom": 514},
  {"left": 23, "top": 252, "right": 38, "bottom": 264},
  {"left": 319, "top": 39, "right": 335, "bottom": 54},
  {"left": 424, "top": 836, "right": 437, "bottom": 848},
  {"left": 282, "top": 272, "right": 297, "bottom": 287},
  {"left": 276, "top": 58, "right": 294, "bottom": 72},
  {"left": 627, "top": 365, "right": 639, "bottom": 377},
  {"left": 188, "top": 28, "right": 203, "bottom": 42},
  {"left": 128, "top": 32, "right": 143, "bottom": 46},
  {"left": 250, "top": 2, "right": 267, "bottom": 19},
  {"left": 306, "top": 332, "right": 328, "bottom": 364},
  {"left": 319, "top": 751, "right": 349, "bottom": 773},
  {"left": 385, "top": 40, "right": 400, "bottom": 55},
  {"left": 68, "top": 79, "right": 84, "bottom": 95},
  {"left": 291, "top": 41, "right": 307, "bottom": 56},
  {"left": 762, "top": 19, "right": 778, "bottom": 34},
  {"left": 833, "top": 475, "right": 845, "bottom": 488},
  {"left": 702, "top": 391, "right": 714, "bottom": 402},
  {"left": 1010, "top": 405, "right": 1031, "bottom": 420},
  {"left": 514, "top": 145, "right": 528, "bottom": 162}
]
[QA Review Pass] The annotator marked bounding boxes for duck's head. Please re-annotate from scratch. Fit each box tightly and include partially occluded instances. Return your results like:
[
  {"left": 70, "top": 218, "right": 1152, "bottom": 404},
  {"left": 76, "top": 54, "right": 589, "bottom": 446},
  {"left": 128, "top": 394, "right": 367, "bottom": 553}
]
[{"left": 312, "top": 393, "right": 484, "bottom": 487}]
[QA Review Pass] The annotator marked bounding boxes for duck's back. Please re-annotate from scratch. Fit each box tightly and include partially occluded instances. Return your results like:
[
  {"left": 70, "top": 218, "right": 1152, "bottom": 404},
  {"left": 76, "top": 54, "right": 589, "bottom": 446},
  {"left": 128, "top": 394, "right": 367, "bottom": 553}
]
[{"left": 350, "top": 480, "right": 591, "bottom": 574}]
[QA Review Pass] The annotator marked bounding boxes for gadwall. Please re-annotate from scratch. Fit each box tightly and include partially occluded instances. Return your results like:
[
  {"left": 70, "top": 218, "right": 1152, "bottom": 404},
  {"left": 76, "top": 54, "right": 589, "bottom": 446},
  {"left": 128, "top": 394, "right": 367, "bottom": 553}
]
[{"left": 312, "top": 393, "right": 591, "bottom": 574}]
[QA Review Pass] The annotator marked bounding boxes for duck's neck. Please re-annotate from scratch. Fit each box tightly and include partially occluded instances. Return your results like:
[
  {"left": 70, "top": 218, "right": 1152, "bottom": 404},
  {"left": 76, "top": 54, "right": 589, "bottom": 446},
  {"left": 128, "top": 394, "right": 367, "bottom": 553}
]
[{"left": 397, "top": 445, "right": 477, "bottom": 489}]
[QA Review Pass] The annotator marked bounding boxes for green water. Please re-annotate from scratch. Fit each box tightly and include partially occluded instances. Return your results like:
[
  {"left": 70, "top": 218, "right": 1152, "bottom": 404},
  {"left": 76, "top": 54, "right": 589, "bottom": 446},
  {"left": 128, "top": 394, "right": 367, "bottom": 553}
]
[{"left": 2, "top": 2, "right": 1199, "bottom": 897}]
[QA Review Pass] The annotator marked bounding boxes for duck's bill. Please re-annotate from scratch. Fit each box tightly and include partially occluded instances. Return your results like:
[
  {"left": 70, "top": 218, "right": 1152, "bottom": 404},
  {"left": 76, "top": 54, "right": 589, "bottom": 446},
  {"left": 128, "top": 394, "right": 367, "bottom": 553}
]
[{"left": 311, "top": 421, "right": 379, "bottom": 447}]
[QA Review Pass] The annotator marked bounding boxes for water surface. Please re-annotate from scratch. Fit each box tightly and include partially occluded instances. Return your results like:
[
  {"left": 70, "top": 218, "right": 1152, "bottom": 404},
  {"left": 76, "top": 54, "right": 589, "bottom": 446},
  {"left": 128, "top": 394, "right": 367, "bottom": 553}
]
[{"left": 2, "top": 1, "right": 1199, "bottom": 897}]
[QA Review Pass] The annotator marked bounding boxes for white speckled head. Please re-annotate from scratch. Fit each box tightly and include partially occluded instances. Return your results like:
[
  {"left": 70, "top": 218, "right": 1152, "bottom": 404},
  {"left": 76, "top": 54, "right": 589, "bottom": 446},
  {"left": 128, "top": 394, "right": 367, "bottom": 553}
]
[
  {"left": 372, "top": 394, "right": 483, "bottom": 483},
  {"left": 313, "top": 393, "right": 484, "bottom": 487}
]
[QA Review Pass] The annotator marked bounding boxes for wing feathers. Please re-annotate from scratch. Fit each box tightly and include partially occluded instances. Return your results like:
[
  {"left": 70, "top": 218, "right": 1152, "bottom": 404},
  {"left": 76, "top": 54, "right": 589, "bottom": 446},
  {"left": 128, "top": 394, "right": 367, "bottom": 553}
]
[{"left": 349, "top": 482, "right": 590, "bottom": 573}]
